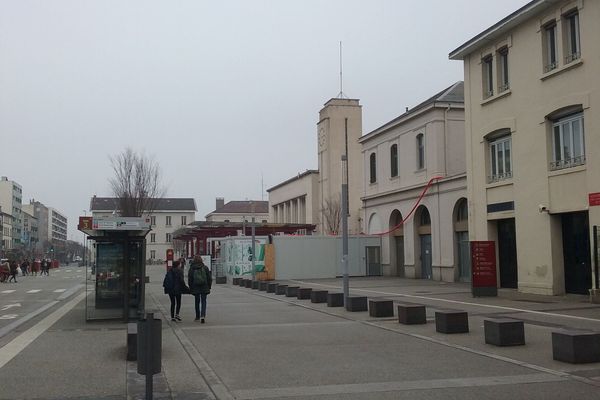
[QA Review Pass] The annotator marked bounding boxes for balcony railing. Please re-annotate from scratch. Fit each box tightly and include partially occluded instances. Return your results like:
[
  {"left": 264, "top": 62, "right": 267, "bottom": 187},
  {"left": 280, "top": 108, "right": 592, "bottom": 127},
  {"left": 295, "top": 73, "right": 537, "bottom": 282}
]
[
  {"left": 565, "top": 52, "right": 581, "bottom": 64},
  {"left": 488, "top": 171, "right": 513, "bottom": 184},
  {"left": 550, "top": 155, "right": 585, "bottom": 171},
  {"left": 544, "top": 62, "right": 557, "bottom": 73}
]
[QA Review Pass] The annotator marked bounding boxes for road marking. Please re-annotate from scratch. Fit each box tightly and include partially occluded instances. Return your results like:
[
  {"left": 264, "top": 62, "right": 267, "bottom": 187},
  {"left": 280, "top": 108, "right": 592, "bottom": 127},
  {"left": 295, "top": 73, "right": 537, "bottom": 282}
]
[
  {"left": 0, "top": 291, "right": 85, "bottom": 369},
  {"left": 290, "top": 280, "right": 600, "bottom": 323},
  {"left": 65, "top": 269, "right": 72, "bottom": 272},
  {"left": 0, "top": 314, "right": 18, "bottom": 320},
  {"left": 53, "top": 289, "right": 66, "bottom": 293},
  {"left": 1, "top": 290, "right": 16, "bottom": 294},
  {"left": 1, "top": 303, "right": 21, "bottom": 311},
  {"left": 232, "top": 373, "right": 566, "bottom": 399},
  {"left": 26, "top": 290, "right": 41, "bottom": 293}
]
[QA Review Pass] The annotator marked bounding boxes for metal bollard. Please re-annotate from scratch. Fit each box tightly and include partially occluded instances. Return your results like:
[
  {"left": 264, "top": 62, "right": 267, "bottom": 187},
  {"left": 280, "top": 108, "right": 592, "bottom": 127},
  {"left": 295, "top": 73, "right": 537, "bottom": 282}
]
[{"left": 137, "top": 312, "right": 162, "bottom": 400}]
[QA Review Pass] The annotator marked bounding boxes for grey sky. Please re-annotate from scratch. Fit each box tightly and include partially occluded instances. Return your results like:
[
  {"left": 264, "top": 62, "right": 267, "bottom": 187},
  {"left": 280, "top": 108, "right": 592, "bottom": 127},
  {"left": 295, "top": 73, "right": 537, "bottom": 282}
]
[{"left": 0, "top": 0, "right": 529, "bottom": 241}]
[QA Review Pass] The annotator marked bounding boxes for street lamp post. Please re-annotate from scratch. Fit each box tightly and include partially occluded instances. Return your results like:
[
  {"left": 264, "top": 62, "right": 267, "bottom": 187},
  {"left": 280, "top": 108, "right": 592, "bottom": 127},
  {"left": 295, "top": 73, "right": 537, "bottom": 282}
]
[
  {"left": 251, "top": 202, "right": 256, "bottom": 280},
  {"left": 82, "top": 210, "right": 87, "bottom": 268},
  {"left": 341, "top": 155, "right": 349, "bottom": 305}
]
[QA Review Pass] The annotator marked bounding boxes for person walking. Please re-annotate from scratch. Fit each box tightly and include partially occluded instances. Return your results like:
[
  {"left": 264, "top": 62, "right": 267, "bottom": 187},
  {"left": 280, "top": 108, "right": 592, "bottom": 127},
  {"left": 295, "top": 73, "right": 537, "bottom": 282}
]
[
  {"left": 188, "top": 255, "right": 212, "bottom": 323},
  {"left": 163, "top": 261, "right": 187, "bottom": 322},
  {"left": 8, "top": 260, "right": 18, "bottom": 283}
]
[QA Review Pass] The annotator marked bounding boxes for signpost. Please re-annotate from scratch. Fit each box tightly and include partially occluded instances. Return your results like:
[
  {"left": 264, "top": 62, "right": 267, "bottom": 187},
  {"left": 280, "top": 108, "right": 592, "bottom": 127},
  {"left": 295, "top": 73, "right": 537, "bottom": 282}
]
[
  {"left": 166, "top": 249, "right": 174, "bottom": 271},
  {"left": 471, "top": 241, "right": 497, "bottom": 297}
]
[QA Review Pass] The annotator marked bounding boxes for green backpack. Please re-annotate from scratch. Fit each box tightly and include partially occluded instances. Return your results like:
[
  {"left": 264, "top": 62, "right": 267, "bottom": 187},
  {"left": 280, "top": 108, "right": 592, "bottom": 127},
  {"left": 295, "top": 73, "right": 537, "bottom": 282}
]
[{"left": 193, "top": 266, "right": 206, "bottom": 287}]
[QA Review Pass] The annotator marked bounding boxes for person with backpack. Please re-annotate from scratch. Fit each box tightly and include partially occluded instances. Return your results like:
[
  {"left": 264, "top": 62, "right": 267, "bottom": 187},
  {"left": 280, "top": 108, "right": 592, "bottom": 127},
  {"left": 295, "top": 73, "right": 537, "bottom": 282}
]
[
  {"left": 188, "top": 255, "right": 212, "bottom": 323},
  {"left": 163, "top": 260, "right": 187, "bottom": 322}
]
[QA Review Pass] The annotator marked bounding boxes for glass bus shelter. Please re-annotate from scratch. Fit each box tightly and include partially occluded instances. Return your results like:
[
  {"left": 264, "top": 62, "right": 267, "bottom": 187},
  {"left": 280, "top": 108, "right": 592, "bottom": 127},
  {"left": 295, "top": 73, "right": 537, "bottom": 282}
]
[{"left": 79, "top": 217, "right": 150, "bottom": 322}]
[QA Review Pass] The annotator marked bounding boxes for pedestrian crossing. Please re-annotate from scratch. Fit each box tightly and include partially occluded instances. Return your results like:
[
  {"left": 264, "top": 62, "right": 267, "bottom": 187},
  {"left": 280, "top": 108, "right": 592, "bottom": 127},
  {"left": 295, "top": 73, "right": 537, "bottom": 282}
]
[{"left": 1, "top": 288, "right": 71, "bottom": 294}]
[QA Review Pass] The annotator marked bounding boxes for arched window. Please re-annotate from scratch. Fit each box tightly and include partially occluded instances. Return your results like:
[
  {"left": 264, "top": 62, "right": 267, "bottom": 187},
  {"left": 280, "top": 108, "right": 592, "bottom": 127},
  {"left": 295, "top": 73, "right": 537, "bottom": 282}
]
[
  {"left": 456, "top": 198, "right": 468, "bottom": 222},
  {"left": 390, "top": 144, "right": 398, "bottom": 177},
  {"left": 416, "top": 134, "right": 425, "bottom": 169},
  {"left": 420, "top": 208, "right": 431, "bottom": 226},
  {"left": 369, "top": 153, "right": 377, "bottom": 183}
]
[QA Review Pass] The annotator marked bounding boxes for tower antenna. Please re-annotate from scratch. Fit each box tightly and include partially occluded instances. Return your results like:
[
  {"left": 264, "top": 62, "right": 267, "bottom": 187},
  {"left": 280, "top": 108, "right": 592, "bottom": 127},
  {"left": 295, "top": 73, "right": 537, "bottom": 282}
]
[{"left": 337, "top": 41, "right": 348, "bottom": 99}]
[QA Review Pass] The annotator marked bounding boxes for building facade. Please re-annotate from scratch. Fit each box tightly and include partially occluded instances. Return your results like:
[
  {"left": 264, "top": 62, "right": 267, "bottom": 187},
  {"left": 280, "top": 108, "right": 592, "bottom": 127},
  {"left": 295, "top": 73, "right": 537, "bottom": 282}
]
[
  {"left": 47, "top": 207, "right": 67, "bottom": 244},
  {"left": 205, "top": 198, "right": 269, "bottom": 223},
  {"left": 90, "top": 197, "right": 197, "bottom": 262},
  {"left": 450, "top": 0, "right": 599, "bottom": 295},
  {"left": 27, "top": 200, "right": 50, "bottom": 253},
  {"left": 268, "top": 170, "right": 319, "bottom": 226},
  {"left": 0, "top": 210, "right": 13, "bottom": 254},
  {"left": 0, "top": 177, "right": 23, "bottom": 247},
  {"left": 360, "top": 82, "right": 467, "bottom": 281},
  {"left": 21, "top": 207, "right": 39, "bottom": 255},
  {"left": 317, "top": 98, "right": 364, "bottom": 234}
]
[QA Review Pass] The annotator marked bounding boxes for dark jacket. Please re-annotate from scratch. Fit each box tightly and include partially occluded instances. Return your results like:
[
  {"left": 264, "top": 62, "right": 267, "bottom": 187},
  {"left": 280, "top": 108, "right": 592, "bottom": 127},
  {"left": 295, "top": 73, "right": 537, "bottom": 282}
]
[
  {"left": 188, "top": 262, "right": 212, "bottom": 295},
  {"left": 163, "top": 267, "right": 187, "bottom": 295}
]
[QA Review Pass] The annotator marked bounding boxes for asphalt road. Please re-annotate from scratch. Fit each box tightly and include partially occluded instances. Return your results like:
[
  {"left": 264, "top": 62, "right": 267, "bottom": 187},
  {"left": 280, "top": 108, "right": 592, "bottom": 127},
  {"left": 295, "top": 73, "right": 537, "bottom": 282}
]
[{"left": 0, "top": 264, "right": 85, "bottom": 335}]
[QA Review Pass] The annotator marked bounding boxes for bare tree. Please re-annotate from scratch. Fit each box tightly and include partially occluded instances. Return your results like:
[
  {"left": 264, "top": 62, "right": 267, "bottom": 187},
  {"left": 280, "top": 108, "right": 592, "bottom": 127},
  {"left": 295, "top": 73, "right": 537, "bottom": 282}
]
[
  {"left": 323, "top": 197, "right": 341, "bottom": 235},
  {"left": 109, "top": 148, "right": 166, "bottom": 217}
]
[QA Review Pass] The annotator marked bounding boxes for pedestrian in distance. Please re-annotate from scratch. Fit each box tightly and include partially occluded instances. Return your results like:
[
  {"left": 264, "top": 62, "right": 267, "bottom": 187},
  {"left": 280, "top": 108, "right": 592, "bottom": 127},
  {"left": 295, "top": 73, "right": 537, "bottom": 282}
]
[
  {"left": 8, "top": 260, "right": 18, "bottom": 283},
  {"left": 188, "top": 255, "right": 212, "bottom": 323},
  {"left": 163, "top": 260, "right": 188, "bottom": 322}
]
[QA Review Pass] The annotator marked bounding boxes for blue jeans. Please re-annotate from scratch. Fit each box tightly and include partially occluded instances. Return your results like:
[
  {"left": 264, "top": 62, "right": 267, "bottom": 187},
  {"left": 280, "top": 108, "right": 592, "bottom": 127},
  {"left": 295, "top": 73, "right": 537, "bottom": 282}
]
[{"left": 194, "top": 293, "right": 208, "bottom": 319}]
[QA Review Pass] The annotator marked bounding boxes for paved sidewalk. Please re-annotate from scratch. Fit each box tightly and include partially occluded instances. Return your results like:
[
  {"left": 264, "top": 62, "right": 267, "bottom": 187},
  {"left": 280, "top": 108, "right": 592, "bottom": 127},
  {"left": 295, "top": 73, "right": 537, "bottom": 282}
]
[{"left": 1, "top": 266, "right": 600, "bottom": 399}]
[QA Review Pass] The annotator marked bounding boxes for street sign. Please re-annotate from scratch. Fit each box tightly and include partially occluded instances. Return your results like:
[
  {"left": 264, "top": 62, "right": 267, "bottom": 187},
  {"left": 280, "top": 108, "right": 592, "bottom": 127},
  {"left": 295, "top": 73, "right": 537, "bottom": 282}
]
[
  {"left": 471, "top": 241, "right": 498, "bottom": 297},
  {"left": 166, "top": 249, "right": 174, "bottom": 270},
  {"left": 589, "top": 193, "right": 600, "bottom": 207},
  {"left": 78, "top": 216, "right": 93, "bottom": 230},
  {"left": 92, "top": 217, "right": 151, "bottom": 231}
]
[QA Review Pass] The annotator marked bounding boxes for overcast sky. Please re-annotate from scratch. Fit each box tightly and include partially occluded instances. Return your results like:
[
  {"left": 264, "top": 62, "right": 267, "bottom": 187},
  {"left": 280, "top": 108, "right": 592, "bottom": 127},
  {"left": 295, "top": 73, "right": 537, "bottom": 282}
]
[{"left": 0, "top": 0, "right": 529, "bottom": 242}]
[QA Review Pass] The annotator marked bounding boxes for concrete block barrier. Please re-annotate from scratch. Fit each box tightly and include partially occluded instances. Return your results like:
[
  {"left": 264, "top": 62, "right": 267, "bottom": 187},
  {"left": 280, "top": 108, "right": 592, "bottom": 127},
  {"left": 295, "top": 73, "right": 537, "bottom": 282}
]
[
  {"left": 397, "top": 304, "right": 426, "bottom": 325},
  {"left": 311, "top": 290, "right": 328, "bottom": 303},
  {"left": 267, "top": 283, "right": 277, "bottom": 293},
  {"left": 368, "top": 299, "right": 394, "bottom": 317},
  {"left": 252, "top": 280, "right": 259, "bottom": 289},
  {"left": 285, "top": 286, "right": 299, "bottom": 297},
  {"left": 552, "top": 330, "right": 600, "bottom": 363},
  {"left": 484, "top": 318, "right": 525, "bottom": 346},
  {"left": 346, "top": 296, "right": 368, "bottom": 312},
  {"left": 232, "top": 277, "right": 240, "bottom": 286},
  {"left": 259, "top": 281, "right": 268, "bottom": 291},
  {"left": 126, "top": 323, "right": 137, "bottom": 361},
  {"left": 244, "top": 279, "right": 253, "bottom": 288},
  {"left": 215, "top": 276, "right": 227, "bottom": 284},
  {"left": 327, "top": 293, "right": 344, "bottom": 307},
  {"left": 435, "top": 310, "right": 469, "bottom": 334},
  {"left": 297, "top": 288, "right": 312, "bottom": 300},
  {"left": 275, "top": 284, "right": 288, "bottom": 295}
]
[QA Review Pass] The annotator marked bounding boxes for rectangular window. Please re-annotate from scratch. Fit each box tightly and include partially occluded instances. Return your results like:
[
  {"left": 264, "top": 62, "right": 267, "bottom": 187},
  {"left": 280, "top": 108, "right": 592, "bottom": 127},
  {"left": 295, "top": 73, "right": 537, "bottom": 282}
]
[
  {"left": 165, "top": 216, "right": 171, "bottom": 226},
  {"left": 497, "top": 47, "right": 509, "bottom": 92},
  {"left": 150, "top": 250, "right": 156, "bottom": 259},
  {"left": 544, "top": 23, "right": 557, "bottom": 72},
  {"left": 166, "top": 233, "right": 172, "bottom": 242},
  {"left": 181, "top": 216, "right": 187, "bottom": 225},
  {"left": 150, "top": 216, "right": 156, "bottom": 226},
  {"left": 565, "top": 12, "right": 580, "bottom": 63},
  {"left": 489, "top": 136, "right": 512, "bottom": 182},
  {"left": 416, "top": 134, "right": 425, "bottom": 170},
  {"left": 482, "top": 55, "right": 494, "bottom": 98},
  {"left": 551, "top": 113, "right": 585, "bottom": 170},
  {"left": 150, "top": 233, "right": 155, "bottom": 243}
]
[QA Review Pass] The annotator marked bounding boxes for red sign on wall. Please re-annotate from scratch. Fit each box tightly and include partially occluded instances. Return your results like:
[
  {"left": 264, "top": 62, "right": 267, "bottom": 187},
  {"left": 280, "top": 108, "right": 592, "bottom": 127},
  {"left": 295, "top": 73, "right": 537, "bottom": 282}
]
[
  {"left": 166, "top": 249, "right": 174, "bottom": 270},
  {"left": 589, "top": 193, "right": 600, "bottom": 207},
  {"left": 471, "top": 241, "right": 497, "bottom": 293}
]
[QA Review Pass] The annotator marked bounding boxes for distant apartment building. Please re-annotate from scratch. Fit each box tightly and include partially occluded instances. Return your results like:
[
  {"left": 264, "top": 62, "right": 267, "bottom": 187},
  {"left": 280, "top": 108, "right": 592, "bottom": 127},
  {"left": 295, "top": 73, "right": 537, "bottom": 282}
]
[
  {"left": 48, "top": 207, "right": 67, "bottom": 243},
  {"left": 267, "top": 170, "right": 319, "bottom": 225},
  {"left": 360, "top": 82, "right": 466, "bottom": 280},
  {"left": 450, "top": 0, "right": 600, "bottom": 295},
  {"left": 90, "top": 197, "right": 196, "bottom": 262},
  {"left": 0, "top": 209, "right": 13, "bottom": 253},
  {"left": 0, "top": 176, "right": 23, "bottom": 247},
  {"left": 27, "top": 200, "right": 50, "bottom": 252},
  {"left": 21, "top": 206, "right": 39, "bottom": 253},
  {"left": 205, "top": 198, "right": 268, "bottom": 223}
]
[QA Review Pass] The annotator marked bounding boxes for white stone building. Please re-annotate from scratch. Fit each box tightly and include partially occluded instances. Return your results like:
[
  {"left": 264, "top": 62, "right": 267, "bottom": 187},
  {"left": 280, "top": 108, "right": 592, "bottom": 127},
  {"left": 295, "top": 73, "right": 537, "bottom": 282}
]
[
  {"left": 205, "top": 198, "right": 269, "bottom": 224},
  {"left": 0, "top": 176, "right": 23, "bottom": 247},
  {"left": 90, "top": 197, "right": 196, "bottom": 262},
  {"left": 360, "top": 82, "right": 467, "bottom": 281},
  {"left": 268, "top": 170, "right": 319, "bottom": 225}
]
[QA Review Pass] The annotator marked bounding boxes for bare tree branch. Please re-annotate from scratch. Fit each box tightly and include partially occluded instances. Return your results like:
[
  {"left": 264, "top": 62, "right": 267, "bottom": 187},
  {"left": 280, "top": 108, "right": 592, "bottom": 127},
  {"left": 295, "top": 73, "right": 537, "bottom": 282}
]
[
  {"left": 109, "top": 148, "right": 166, "bottom": 217},
  {"left": 323, "top": 197, "right": 341, "bottom": 235}
]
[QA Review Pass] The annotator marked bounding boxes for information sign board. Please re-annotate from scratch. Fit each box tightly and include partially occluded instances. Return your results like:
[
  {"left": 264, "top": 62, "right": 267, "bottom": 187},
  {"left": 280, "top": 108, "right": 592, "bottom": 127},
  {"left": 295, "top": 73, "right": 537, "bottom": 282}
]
[
  {"left": 471, "top": 241, "right": 497, "bottom": 297},
  {"left": 589, "top": 193, "right": 600, "bottom": 207}
]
